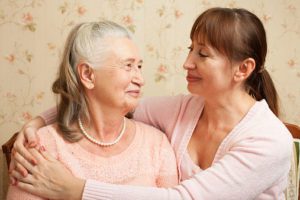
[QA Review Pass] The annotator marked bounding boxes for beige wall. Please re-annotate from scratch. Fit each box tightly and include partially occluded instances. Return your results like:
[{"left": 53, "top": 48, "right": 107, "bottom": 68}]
[{"left": 1, "top": 0, "right": 300, "bottom": 198}]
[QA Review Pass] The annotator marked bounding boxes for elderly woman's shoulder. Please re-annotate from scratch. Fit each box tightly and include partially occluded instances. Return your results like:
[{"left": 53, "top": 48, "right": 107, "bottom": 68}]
[
  {"left": 140, "top": 93, "right": 203, "bottom": 105},
  {"left": 133, "top": 120, "right": 170, "bottom": 142}
]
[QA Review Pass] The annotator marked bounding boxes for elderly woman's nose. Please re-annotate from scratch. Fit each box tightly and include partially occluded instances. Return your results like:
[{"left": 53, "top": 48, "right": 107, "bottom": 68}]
[{"left": 132, "top": 70, "right": 145, "bottom": 86}]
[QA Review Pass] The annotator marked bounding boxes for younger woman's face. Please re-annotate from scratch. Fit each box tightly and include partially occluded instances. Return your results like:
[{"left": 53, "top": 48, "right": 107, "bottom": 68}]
[{"left": 183, "top": 39, "right": 236, "bottom": 98}]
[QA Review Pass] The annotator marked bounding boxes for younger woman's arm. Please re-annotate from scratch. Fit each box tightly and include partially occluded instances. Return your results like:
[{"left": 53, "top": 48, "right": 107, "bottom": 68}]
[
  {"left": 12, "top": 125, "right": 292, "bottom": 200},
  {"left": 10, "top": 107, "right": 56, "bottom": 183}
]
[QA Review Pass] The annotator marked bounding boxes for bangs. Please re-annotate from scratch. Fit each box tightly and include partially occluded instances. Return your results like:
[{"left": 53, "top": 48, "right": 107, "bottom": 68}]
[{"left": 190, "top": 8, "right": 240, "bottom": 60}]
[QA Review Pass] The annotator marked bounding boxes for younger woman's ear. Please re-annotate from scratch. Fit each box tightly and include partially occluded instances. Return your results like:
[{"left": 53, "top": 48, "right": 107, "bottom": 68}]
[
  {"left": 234, "top": 58, "right": 256, "bottom": 82},
  {"left": 77, "top": 62, "right": 95, "bottom": 89}
]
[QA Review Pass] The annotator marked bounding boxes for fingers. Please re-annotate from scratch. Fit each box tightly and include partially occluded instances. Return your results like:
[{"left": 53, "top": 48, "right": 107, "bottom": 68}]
[
  {"left": 23, "top": 116, "right": 45, "bottom": 147},
  {"left": 38, "top": 146, "right": 57, "bottom": 162},
  {"left": 14, "top": 151, "right": 35, "bottom": 175},
  {"left": 10, "top": 170, "right": 34, "bottom": 184},
  {"left": 24, "top": 126, "right": 40, "bottom": 147},
  {"left": 10, "top": 170, "right": 37, "bottom": 196},
  {"left": 28, "top": 147, "right": 47, "bottom": 163},
  {"left": 15, "top": 182, "right": 38, "bottom": 197},
  {"left": 9, "top": 158, "right": 17, "bottom": 185},
  {"left": 9, "top": 156, "right": 15, "bottom": 173},
  {"left": 15, "top": 162, "right": 28, "bottom": 177},
  {"left": 28, "top": 146, "right": 57, "bottom": 163},
  {"left": 13, "top": 136, "right": 37, "bottom": 165}
]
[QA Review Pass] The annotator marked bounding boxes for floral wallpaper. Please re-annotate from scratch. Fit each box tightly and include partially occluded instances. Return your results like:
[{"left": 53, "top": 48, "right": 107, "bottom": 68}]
[{"left": 0, "top": 0, "right": 300, "bottom": 198}]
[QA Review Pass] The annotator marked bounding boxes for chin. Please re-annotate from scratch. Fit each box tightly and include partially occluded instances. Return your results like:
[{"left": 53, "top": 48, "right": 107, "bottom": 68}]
[
  {"left": 124, "top": 100, "right": 139, "bottom": 111},
  {"left": 130, "top": 101, "right": 139, "bottom": 109},
  {"left": 187, "top": 85, "right": 201, "bottom": 95}
]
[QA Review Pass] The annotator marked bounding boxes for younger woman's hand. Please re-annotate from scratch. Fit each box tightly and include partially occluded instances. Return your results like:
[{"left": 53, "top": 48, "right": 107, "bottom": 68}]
[
  {"left": 9, "top": 117, "right": 46, "bottom": 184},
  {"left": 11, "top": 147, "right": 85, "bottom": 200}
]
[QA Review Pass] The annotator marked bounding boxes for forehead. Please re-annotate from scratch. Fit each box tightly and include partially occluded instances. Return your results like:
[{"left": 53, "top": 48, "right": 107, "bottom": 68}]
[
  {"left": 106, "top": 37, "right": 141, "bottom": 62},
  {"left": 191, "top": 39, "right": 212, "bottom": 51},
  {"left": 191, "top": 33, "right": 208, "bottom": 46}
]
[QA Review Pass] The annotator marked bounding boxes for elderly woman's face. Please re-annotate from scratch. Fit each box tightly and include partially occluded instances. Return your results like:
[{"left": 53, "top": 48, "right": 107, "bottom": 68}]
[{"left": 91, "top": 37, "right": 144, "bottom": 112}]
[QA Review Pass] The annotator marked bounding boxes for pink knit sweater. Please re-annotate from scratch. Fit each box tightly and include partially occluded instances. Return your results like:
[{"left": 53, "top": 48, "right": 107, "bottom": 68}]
[
  {"left": 12, "top": 94, "right": 293, "bottom": 199},
  {"left": 6, "top": 120, "right": 178, "bottom": 200}
]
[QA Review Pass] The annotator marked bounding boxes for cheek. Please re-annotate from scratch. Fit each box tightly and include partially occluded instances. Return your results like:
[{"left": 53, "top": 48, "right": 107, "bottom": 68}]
[
  {"left": 211, "top": 72, "right": 233, "bottom": 90},
  {"left": 119, "top": 72, "right": 132, "bottom": 86},
  {"left": 110, "top": 73, "right": 132, "bottom": 91}
]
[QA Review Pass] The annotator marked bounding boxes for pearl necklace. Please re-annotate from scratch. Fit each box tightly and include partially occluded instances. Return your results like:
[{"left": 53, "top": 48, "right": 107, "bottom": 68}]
[{"left": 78, "top": 117, "right": 126, "bottom": 147}]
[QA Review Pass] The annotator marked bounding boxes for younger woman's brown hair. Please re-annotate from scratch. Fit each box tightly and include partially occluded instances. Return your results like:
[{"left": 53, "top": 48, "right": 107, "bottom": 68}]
[{"left": 190, "top": 7, "right": 279, "bottom": 116}]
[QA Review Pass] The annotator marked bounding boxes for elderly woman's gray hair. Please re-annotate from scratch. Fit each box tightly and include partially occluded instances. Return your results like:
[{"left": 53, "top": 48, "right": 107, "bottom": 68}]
[{"left": 52, "top": 21, "right": 131, "bottom": 142}]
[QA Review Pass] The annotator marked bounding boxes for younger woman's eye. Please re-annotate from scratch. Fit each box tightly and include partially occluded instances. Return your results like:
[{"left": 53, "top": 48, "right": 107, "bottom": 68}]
[
  {"left": 187, "top": 46, "right": 193, "bottom": 51},
  {"left": 198, "top": 51, "right": 208, "bottom": 57}
]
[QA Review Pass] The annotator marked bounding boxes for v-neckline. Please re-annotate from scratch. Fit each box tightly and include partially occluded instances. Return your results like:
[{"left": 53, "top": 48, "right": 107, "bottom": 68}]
[{"left": 179, "top": 100, "right": 263, "bottom": 170}]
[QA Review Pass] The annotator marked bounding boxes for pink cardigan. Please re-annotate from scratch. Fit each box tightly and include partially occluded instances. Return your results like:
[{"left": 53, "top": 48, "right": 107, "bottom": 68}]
[
  {"left": 7, "top": 120, "right": 178, "bottom": 200},
  {"left": 39, "top": 94, "right": 293, "bottom": 199}
]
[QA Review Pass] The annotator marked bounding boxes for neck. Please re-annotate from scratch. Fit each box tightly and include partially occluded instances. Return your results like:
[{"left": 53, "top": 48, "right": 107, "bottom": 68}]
[
  {"left": 201, "top": 91, "right": 256, "bottom": 130},
  {"left": 84, "top": 103, "right": 128, "bottom": 142}
]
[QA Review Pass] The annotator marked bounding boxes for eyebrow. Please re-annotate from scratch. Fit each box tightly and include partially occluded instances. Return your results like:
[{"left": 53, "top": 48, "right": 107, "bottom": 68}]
[{"left": 122, "top": 58, "right": 143, "bottom": 64}]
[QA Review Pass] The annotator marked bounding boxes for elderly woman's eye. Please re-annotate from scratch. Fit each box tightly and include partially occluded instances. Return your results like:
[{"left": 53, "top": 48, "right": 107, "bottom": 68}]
[
  {"left": 124, "top": 63, "right": 132, "bottom": 70},
  {"left": 138, "top": 65, "right": 142, "bottom": 69}
]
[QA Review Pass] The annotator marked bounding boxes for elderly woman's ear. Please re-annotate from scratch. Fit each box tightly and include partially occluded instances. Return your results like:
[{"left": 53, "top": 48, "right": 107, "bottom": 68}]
[{"left": 77, "top": 62, "right": 95, "bottom": 89}]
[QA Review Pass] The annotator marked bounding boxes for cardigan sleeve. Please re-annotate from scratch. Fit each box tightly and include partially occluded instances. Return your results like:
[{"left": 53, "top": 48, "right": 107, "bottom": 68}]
[
  {"left": 41, "top": 95, "right": 186, "bottom": 130},
  {"left": 82, "top": 126, "right": 293, "bottom": 200},
  {"left": 133, "top": 95, "right": 187, "bottom": 140},
  {"left": 40, "top": 107, "right": 57, "bottom": 125}
]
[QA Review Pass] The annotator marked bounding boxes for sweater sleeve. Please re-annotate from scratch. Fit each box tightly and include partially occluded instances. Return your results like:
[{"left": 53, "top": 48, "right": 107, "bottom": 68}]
[
  {"left": 82, "top": 126, "right": 293, "bottom": 200},
  {"left": 6, "top": 186, "right": 44, "bottom": 200},
  {"left": 6, "top": 186, "right": 46, "bottom": 200},
  {"left": 40, "top": 107, "right": 57, "bottom": 125}
]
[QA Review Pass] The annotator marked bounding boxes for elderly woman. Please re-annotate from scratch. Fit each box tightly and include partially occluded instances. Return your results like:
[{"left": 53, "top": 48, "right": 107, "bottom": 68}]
[{"left": 6, "top": 21, "right": 178, "bottom": 199}]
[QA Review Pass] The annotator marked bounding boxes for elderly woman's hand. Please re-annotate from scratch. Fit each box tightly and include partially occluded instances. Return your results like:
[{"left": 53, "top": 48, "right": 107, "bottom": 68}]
[{"left": 11, "top": 147, "right": 85, "bottom": 200}]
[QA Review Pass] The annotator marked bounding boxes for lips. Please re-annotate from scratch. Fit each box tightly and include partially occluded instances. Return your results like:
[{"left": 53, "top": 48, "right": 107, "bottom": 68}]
[
  {"left": 186, "top": 74, "right": 202, "bottom": 82},
  {"left": 126, "top": 90, "right": 140, "bottom": 97}
]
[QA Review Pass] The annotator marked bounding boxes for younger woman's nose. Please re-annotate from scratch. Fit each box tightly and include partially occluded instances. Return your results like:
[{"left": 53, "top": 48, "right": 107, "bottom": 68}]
[{"left": 183, "top": 54, "right": 196, "bottom": 70}]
